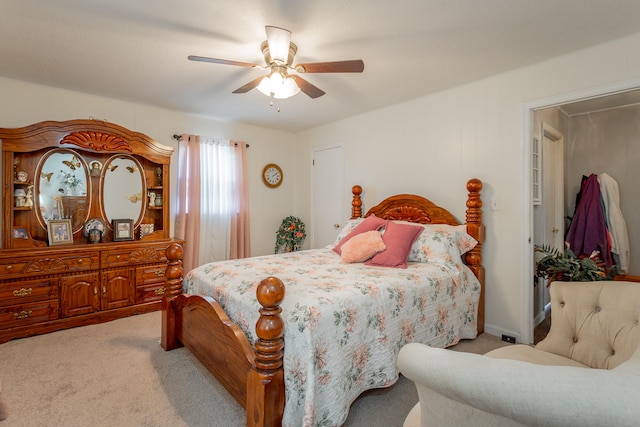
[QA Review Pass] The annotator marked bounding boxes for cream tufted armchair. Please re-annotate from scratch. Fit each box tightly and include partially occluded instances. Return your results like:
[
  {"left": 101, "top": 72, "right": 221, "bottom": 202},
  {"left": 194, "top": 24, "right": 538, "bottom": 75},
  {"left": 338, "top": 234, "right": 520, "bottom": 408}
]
[{"left": 398, "top": 280, "right": 640, "bottom": 427}]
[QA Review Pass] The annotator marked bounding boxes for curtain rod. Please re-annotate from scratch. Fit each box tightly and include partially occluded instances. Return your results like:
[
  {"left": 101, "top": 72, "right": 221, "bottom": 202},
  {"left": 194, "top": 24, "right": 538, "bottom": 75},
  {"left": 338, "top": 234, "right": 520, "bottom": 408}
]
[{"left": 172, "top": 134, "right": 249, "bottom": 148}]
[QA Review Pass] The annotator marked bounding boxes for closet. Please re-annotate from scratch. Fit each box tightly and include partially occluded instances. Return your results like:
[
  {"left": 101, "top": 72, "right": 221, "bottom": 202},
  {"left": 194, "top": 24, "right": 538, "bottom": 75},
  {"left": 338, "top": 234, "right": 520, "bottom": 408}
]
[{"left": 564, "top": 102, "right": 640, "bottom": 277}]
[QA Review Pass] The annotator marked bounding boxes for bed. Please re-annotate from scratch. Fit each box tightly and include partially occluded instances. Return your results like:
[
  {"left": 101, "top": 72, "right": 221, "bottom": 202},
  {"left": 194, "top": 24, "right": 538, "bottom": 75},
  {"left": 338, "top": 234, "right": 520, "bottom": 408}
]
[{"left": 161, "top": 179, "right": 485, "bottom": 427}]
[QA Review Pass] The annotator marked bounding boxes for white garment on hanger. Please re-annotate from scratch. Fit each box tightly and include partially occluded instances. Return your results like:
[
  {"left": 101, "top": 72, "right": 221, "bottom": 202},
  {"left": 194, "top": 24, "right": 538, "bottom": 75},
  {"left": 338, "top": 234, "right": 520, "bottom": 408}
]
[{"left": 598, "top": 173, "right": 630, "bottom": 274}]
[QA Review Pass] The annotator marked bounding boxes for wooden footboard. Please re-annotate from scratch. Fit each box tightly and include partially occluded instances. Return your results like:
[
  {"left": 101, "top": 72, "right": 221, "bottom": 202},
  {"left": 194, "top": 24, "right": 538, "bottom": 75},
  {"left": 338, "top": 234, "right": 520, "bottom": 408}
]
[{"left": 162, "top": 244, "right": 285, "bottom": 427}]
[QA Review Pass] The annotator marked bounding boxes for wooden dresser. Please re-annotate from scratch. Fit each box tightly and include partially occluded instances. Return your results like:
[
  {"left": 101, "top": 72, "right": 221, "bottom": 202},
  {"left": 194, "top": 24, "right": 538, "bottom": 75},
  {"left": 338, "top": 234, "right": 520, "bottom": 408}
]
[{"left": 0, "top": 120, "right": 183, "bottom": 343}]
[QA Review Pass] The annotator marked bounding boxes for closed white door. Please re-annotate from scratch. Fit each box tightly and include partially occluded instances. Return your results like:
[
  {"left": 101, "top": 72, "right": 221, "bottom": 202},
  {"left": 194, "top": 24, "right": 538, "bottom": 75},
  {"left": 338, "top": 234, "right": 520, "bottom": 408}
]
[{"left": 311, "top": 146, "right": 343, "bottom": 248}]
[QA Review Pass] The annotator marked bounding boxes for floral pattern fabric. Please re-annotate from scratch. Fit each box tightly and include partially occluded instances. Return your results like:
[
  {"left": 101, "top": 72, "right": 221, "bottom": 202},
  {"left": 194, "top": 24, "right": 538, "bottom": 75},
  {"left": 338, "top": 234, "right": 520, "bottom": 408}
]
[{"left": 184, "top": 248, "right": 480, "bottom": 427}]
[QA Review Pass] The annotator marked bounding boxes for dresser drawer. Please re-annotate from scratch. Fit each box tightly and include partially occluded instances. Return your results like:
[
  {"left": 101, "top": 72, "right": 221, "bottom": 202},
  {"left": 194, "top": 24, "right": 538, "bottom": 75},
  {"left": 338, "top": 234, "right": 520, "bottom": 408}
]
[
  {"left": 55, "top": 253, "right": 98, "bottom": 272},
  {"left": 136, "top": 282, "right": 166, "bottom": 304},
  {"left": 103, "top": 246, "right": 167, "bottom": 268},
  {"left": 0, "top": 277, "right": 58, "bottom": 307},
  {"left": 0, "top": 261, "right": 29, "bottom": 277},
  {"left": 0, "top": 252, "right": 98, "bottom": 279},
  {"left": 136, "top": 264, "right": 166, "bottom": 286},
  {"left": 0, "top": 300, "right": 59, "bottom": 329}
]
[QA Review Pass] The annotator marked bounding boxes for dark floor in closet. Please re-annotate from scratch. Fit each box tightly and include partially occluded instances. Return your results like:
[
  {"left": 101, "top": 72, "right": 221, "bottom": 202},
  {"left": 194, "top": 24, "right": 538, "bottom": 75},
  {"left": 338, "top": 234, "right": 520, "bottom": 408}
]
[{"left": 534, "top": 305, "right": 552, "bottom": 344}]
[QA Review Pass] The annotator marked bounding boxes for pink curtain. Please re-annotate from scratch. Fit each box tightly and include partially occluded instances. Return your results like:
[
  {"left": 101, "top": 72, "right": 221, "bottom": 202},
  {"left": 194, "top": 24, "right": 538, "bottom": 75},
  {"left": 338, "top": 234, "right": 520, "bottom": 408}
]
[
  {"left": 230, "top": 141, "right": 251, "bottom": 259},
  {"left": 175, "top": 136, "right": 251, "bottom": 271},
  {"left": 174, "top": 134, "right": 201, "bottom": 273}
]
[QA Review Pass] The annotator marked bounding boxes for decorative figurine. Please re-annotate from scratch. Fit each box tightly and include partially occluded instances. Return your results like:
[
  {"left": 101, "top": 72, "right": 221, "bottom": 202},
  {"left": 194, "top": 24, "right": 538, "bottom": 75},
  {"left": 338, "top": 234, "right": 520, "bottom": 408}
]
[
  {"left": 155, "top": 166, "right": 162, "bottom": 186},
  {"left": 24, "top": 186, "right": 34, "bottom": 208}
]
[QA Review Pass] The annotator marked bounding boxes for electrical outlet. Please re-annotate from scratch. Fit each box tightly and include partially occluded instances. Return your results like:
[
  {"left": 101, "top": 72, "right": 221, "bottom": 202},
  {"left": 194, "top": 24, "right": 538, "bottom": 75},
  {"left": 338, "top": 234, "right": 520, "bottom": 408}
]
[{"left": 501, "top": 334, "right": 516, "bottom": 344}]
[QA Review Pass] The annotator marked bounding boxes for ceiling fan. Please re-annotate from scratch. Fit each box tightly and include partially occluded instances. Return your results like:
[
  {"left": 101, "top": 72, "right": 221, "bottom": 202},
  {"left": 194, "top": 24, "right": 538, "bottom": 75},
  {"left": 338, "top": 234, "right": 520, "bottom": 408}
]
[{"left": 188, "top": 26, "right": 364, "bottom": 99}]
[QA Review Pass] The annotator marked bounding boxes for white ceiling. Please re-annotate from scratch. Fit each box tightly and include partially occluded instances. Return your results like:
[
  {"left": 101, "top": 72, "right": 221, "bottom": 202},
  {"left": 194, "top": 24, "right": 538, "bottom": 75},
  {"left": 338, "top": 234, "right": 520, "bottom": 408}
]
[{"left": 2, "top": 0, "right": 640, "bottom": 133}]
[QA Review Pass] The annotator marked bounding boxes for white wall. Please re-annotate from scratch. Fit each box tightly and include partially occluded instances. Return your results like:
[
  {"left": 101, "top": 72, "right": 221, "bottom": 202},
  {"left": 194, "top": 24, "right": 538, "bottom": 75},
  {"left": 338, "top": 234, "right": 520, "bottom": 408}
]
[
  {"left": 0, "top": 76, "right": 297, "bottom": 257},
  {"left": 296, "top": 32, "right": 640, "bottom": 341}
]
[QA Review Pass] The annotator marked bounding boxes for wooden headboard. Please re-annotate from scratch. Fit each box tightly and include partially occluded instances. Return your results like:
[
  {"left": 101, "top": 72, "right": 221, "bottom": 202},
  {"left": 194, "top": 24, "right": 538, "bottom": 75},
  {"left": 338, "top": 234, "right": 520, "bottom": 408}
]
[{"left": 348, "top": 179, "right": 485, "bottom": 334}]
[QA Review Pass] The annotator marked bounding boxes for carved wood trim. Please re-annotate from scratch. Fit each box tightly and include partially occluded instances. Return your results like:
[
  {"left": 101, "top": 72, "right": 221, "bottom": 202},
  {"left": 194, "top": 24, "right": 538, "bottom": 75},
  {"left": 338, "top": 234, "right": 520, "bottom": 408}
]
[
  {"left": 129, "top": 248, "right": 162, "bottom": 264},
  {"left": 61, "top": 131, "right": 132, "bottom": 152},
  {"left": 24, "top": 258, "right": 72, "bottom": 274},
  {"left": 363, "top": 193, "right": 459, "bottom": 225}
]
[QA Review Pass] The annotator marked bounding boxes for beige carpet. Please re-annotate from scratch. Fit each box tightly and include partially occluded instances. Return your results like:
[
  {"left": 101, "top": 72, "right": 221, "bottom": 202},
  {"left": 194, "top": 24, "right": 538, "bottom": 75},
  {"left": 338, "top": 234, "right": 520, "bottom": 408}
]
[{"left": 0, "top": 312, "right": 508, "bottom": 427}]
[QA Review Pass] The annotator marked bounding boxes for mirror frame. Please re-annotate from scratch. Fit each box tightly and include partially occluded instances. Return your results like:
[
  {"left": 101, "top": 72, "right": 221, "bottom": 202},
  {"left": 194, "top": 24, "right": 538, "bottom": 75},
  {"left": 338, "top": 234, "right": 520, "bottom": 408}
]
[
  {"left": 101, "top": 154, "right": 146, "bottom": 229},
  {"left": 34, "top": 148, "right": 90, "bottom": 233}
]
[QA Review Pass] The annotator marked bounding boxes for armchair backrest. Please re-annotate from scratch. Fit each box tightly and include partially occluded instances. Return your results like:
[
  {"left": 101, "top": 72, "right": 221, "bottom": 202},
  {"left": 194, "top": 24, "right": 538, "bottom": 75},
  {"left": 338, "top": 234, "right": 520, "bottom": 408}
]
[{"left": 536, "top": 280, "right": 640, "bottom": 369}]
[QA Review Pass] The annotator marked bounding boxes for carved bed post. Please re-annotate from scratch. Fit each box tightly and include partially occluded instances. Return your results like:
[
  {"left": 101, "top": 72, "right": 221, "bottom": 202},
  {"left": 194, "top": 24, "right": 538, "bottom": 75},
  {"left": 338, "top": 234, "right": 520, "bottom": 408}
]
[
  {"left": 162, "top": 242, "right": 184, "bottom": 350},
  {"left": 351, "top": 185, "right": 363, "bottom": 219},
  {"left": 464, "top": 178, "right": 485, "bottom": 334},
  {"left": 247, "top": 276, "right": 286, "bottom": 427}
]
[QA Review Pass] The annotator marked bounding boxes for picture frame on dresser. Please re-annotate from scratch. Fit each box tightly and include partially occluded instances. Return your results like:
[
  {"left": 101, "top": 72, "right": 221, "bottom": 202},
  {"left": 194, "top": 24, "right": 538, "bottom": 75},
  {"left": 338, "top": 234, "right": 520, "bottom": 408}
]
[
  {"left": 12, "top": 226, "right": 30, "bottom": 239},
  {"left": 47, "top": 219, "right": 73, "bottom": 245},
  {"left": 112, "top": 219, "right": 134, "bottom": 241}
]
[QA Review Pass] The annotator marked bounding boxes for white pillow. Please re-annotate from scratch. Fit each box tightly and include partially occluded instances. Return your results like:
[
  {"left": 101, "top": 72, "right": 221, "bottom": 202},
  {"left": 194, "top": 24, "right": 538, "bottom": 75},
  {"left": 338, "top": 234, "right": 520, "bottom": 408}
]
[
  {"left": 328, "top": 218, "right": 364, "bottom": 248},
  {"left": 405, "top": 223, "right": 477, "bottom": 264}
]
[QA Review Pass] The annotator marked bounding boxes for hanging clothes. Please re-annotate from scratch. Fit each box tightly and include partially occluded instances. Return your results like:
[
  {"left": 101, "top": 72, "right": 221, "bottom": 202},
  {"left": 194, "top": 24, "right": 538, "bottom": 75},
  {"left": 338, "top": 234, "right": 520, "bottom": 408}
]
[
  {"left": 565, "top": 174, "right": 613, "bottom": 268},
  {"left": 598, "top": 173, "right": 630, "bottom": 273}
]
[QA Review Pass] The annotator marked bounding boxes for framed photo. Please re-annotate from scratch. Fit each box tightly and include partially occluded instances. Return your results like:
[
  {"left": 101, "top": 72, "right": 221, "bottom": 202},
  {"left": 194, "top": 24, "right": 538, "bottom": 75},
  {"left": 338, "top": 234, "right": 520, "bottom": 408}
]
[
  {"left": 48, "top": 219, "right": 73, "bottom": 245},
  {"left": 139, "top": 223, "right": 154, "bottom": 239},
  {"left": 112, "top": 219, "right": 134, "bottom": 241},
  {"left": 13, "top": 226, "right": 30, "bottom": 239}
]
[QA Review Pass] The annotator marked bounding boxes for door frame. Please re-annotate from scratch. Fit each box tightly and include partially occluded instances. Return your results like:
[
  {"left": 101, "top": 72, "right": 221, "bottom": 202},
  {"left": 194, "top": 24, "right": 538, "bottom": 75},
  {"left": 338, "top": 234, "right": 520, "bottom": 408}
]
[
  {"left": 533, "top": 122, "right": 564, "bottom": 325},
  {"left": 521, "top": 78, "right": 640, "bottom": 344}
]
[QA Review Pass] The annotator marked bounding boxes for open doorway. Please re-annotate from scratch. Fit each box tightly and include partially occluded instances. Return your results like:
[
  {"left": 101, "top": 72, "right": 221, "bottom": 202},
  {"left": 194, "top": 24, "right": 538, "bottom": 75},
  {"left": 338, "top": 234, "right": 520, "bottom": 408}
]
[{"left": 528, "top": 85, "right": 640, "bottom": 343}]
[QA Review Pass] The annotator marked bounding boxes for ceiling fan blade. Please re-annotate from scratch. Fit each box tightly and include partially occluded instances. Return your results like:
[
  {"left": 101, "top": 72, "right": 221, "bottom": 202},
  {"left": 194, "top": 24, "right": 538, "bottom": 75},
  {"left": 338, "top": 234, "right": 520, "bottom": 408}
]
[
  {"left": 265, "top": 26, "right": 291, "bottom": 64},
  {"left": 295, "top": 60, "right": 364, "bottom": 73},
  {"left": 293, "top": 76, "right": 325, "bottom": 99},
  {"left": 232, "top": 76, "right": 265, "bottom": 94},
  {"left": 188, "top": 55, "right": 260, "bottom": 68}
]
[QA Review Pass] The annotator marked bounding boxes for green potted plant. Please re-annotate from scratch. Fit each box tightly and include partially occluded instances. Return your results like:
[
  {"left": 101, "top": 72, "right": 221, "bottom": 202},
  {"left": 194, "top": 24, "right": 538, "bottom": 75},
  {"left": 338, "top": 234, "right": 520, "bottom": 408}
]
[
  {"left": 535, "top": 244, "right": 613, "bottom": 285},
  {"left": 275, "top": 216, "right": 306, "bottom": 253}
]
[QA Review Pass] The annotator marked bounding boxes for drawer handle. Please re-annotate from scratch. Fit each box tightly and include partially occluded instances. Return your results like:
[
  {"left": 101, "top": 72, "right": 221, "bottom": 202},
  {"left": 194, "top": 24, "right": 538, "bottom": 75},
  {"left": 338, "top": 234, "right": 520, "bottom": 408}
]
[
  {"left": 116, "top": 255, "right": 121, "bottom": 260},
  {"left": 78, "top": 259, "right": 83, "bottom": 263},
  {"left": 13, "top": 287, "right": 33, "bottom": 297},
  {"left": 154, "top": 270, "right": 164, "bottom": 277},
  {"left": 13, "top": 310, "right": 32, "bottom": 319},
  {"left": 154, "top": 288, "right": 166, "bottom": 296},
  {"left": 6, "top": 265, "right": 12, "bottom": 270}
]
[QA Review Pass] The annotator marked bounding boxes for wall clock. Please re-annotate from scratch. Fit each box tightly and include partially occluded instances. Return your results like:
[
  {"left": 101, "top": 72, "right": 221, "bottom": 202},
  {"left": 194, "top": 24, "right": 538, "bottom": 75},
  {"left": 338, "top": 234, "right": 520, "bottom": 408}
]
[{"left": 262, "top": 163, "right": 283, "bottom": 188}]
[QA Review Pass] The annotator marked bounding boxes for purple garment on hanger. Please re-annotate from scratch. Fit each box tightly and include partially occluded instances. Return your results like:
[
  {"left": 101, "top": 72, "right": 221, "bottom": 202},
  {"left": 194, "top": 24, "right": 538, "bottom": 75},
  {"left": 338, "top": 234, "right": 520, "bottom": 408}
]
[{"left": 565, "top": 174, "right": 612, "bottom": 267}]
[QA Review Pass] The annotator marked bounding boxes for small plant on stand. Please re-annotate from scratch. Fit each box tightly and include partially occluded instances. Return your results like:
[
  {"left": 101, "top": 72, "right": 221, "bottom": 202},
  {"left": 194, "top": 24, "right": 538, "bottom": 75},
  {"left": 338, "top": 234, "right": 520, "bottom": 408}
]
[
  {"left": 535, "top": 244, "right": 614, "bottom": 285},
  {"left": 275, "top": 216, "right": 306, "bottom": 253}
]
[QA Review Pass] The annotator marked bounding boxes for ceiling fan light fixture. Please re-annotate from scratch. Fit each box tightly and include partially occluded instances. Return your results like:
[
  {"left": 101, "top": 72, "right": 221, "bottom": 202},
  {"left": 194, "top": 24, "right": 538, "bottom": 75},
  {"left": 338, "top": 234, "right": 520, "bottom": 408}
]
[
  {"left": 257, "top": 69, "right": 300, "bottom": 99},
  {"left": 265, "top": 26, "right": 291, "bottom": 64}
]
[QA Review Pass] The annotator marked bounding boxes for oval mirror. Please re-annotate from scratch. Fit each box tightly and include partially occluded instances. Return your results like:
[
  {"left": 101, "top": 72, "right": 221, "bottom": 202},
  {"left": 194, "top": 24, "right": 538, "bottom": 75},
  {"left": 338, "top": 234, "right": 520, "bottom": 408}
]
[
  {"left": 35, "top": 148, "right": 89, "bottom": 233},
  {"left": 102, "top": 155, "right": 145, "bottom": 227}
]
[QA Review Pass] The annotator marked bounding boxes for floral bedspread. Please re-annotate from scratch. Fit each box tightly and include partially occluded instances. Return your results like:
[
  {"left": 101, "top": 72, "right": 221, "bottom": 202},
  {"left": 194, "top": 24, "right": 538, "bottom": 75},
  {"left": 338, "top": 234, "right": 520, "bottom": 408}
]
[{"left": 183, "top": 248, "right": 480, "bottom": 427}]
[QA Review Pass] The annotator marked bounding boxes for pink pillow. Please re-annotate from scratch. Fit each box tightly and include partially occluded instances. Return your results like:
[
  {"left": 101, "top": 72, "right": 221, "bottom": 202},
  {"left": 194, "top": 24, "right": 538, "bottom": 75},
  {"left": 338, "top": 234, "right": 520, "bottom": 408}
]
[
  {"left": 333, "top": 214, "right": 387, "bottom": 255},
  {"left": 340, "top": 230, "right": 386, "bottom": 263},
  {"left": 365, "top": 221, "right": 423, "bottom": 268}
]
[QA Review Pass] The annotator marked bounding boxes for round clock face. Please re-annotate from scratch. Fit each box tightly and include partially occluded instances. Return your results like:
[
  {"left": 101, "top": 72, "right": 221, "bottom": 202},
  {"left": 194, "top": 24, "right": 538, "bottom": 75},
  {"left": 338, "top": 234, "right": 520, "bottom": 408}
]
[{"left": 262, "top": 163, "right": 283, "bottom": 188}]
